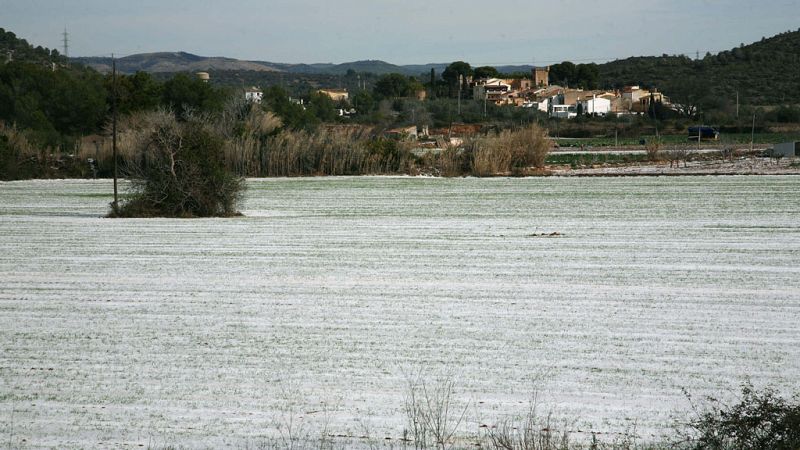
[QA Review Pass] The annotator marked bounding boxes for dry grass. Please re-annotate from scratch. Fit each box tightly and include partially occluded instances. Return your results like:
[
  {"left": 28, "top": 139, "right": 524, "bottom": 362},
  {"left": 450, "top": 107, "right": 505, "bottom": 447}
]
[
  {"left": 7, "top": 105, "right": 557, "bottom": 179},
  {"left": 0, "top": 122, "right": 70, "bottom": 179},
  {"left": 0, "top": 123, "right": 38, "bottom": 159},
  {"left": 261, "top": 127, "right": 415, "bottom": 177},
  {"left": 473, "top": 124, "right": 551, "bottom": 176},
  {"left": 644, "top": 141, "right": 661, "bottom": 162}
]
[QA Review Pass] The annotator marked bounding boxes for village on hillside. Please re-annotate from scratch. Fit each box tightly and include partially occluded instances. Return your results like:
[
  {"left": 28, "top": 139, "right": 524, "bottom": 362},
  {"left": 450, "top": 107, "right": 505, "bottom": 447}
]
[
  {"left": 467, "top": 67, "right": 668, "bottom": 119},
  {"left": 243, "top": 66, "right": 670, "bottom": 121}
]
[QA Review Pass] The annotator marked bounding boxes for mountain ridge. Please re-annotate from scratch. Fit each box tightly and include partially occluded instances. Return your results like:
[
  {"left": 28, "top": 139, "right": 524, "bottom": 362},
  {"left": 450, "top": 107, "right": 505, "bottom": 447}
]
[{"left": 71, "top": 53, "right": 520, "bottom": 77}]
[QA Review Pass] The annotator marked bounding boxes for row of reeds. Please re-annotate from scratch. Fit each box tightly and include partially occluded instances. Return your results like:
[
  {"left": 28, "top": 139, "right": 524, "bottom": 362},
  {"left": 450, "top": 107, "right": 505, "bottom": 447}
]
[
  {"left": 0, "top": 123, "right": 92, "bottom": 179},
  {"left": 234, "top": 126, "right": 415, "bottom": 177},
  {"left": 431, "top": 124, "right": 552, "bottom": 177},
  {"left": 2, "top": 107, "right": 553, "bottom": 179}
]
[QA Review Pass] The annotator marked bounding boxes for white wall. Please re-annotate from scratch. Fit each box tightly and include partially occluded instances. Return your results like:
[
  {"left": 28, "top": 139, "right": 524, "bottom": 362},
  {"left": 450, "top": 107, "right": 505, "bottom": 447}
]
[{"left": 581, "top": 97, "right": 611, "bottom": 115}]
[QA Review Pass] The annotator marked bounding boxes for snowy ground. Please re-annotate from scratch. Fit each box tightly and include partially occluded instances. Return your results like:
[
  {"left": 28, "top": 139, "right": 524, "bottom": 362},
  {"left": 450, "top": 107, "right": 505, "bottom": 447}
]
[{"left": 1, "top": 177, "right": 799, "bottom": 448}]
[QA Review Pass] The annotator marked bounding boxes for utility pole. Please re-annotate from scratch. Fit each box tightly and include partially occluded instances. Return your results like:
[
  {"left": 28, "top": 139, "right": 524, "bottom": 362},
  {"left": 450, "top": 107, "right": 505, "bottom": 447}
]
[
  {"left": 457, "top": 74, "right": 462, "bottom": 116},
  {"left": 750, "top": 113, "right": 756, "bottom": 152},
  {"left": 430, "top": 68, "right": 436, "bottom": 100},
  {"left": 112, "top": 55, "right": 119, "bottom": 214},
  {"left": 736, "top": 91, "right": 739, "bottom": 119},
  {"left": 698, "top": 125, "right": 701, "bottom": 152}
]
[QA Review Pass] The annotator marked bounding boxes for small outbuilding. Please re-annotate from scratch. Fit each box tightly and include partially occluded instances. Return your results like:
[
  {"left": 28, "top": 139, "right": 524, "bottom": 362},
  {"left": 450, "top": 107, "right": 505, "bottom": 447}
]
[{"left": 773, "top": 141, "right": 800, "bottom": 158}]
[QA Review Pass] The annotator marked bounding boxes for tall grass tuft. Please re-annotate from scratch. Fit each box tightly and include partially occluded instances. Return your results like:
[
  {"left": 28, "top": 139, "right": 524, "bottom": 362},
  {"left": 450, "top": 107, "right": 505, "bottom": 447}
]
[
  {"left": 261, "top": 127, "right": 413, "bottom": 177},
  {"left": 473, "top": 124, "right": 551, "bottom": 176}
]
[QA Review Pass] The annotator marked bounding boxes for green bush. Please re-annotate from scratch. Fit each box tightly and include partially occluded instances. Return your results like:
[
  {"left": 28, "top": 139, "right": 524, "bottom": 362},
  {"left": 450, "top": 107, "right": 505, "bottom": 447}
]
[
  {"left": 111, "top": 111, "right": 244, "bottom": 218},
  {"left": 682, "top": 384, "right": 800, "bottom": 450}
]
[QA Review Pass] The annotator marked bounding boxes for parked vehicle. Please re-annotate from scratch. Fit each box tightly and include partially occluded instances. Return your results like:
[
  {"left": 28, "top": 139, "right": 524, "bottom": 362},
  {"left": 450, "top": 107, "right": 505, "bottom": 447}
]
[{"left": 688, "top": 126, "right": 719, "bottom": 141}]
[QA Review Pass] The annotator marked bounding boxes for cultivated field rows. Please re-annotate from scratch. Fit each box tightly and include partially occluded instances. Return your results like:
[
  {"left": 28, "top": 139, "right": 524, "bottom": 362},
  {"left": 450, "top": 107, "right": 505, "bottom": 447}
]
[{"left": 1, "top": 176, "right": 799, "bottom": 448}]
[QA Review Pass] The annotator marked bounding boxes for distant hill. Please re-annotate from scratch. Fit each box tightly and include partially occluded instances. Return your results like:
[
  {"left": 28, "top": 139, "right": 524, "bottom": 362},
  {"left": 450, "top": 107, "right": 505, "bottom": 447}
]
[
  {"left": 72, "top": 52, "right": 532, "bottom": 78},
  {"left": 73, "top": 54, "right": 447, "bottom": 77},
  {"left": 75, "top": 51, "right": 282, "bottom": 73},
  {"left": 597, "top": 28, "right": 800, "bottom": 105},
  {"left": 62, "top": 28, "right": 800, "bottom": 105}
]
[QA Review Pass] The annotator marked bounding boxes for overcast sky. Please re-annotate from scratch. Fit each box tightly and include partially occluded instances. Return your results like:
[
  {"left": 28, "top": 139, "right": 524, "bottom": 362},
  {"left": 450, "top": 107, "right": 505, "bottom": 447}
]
[{"left": 3, "top": 0, "right": 798, "bottom": 65}]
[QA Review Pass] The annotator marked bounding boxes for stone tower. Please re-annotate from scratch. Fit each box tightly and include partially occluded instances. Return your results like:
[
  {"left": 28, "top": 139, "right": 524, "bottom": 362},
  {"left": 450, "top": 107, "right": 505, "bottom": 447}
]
[{"left": 533, "top": 66, "right": 550, "bottom": 87}]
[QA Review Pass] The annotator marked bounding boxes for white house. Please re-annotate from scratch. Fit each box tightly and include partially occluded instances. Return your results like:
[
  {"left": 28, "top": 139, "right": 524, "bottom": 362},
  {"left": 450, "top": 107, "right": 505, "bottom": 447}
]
[
  {"left": 550, "top": 104, "right": 577, "bottom": 119},
  {"left": 473, "top": 78, "right": 512, "bottom": 103},
  {"left": 245, "top": 87, "right": 263, "bottom": 104},
  {"left": 522, "top": 98, "right": 549, "bottom": 112},
  {"left": 579, "top": 96, "right": 611, "bottom": 115}
]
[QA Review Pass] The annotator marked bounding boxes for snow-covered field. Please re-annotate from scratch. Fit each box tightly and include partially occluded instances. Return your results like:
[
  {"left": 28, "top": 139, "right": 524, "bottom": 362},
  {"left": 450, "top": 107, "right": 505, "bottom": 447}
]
[{"left": 1, "top": 176, "right": 799, "bottom": 448}]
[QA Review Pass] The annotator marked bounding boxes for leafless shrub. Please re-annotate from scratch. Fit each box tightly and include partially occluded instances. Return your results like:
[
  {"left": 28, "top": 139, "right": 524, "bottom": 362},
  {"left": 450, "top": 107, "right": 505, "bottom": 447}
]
[
  {"left": 664, "top": 148, "right": 692, "bottom": 168},
  {"left": 404, "top": 371, "right": 430, "bottom": 449},
  {"left": 272, "top": 378, "right": 312, "bottom": 450},
  {"left": 644, "top": 141, "right": 661, "bottom": 162},
  {"left": 721, "top": 147, "right": 736, "bottom": 162},
  {"left": 403, "top": 371, "right": 470, "bottom": 450},
  {"left": 484, "top": 395, "right": 571, "bottom": 450},
  {"left": 353, "top": 416, "right": 382, "bottom": 450}
]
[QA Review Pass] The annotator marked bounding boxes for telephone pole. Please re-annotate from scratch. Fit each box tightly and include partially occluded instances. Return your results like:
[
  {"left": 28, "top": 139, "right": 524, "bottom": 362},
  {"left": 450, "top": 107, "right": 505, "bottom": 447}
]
[
  {"left": 457, "top": 74, "right": 463, "bottom": 116},
  {"left": 112, "top": 55, "right": 119, "bottom": 214}
]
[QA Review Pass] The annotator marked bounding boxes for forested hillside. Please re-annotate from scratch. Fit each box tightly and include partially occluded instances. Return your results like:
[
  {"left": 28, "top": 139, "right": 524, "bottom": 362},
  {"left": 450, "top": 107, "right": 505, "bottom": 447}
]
[
  {"left": 598, "top": 29, "right": 800, "bottom": 105},
  {"left": 0, "top": 28, "right": 108, "bottom": 147},
  {"left": 0, "top": 28, "right": 232, "bottom": 150},
  {"left": 0, "top": 28, "right": 64, "bottom": 67}
]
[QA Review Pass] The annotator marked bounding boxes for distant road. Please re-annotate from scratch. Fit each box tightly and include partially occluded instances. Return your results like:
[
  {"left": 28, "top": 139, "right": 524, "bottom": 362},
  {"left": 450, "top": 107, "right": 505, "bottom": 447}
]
[{"left": 551, "top": 145, "right": 769, "bottom": 155}]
